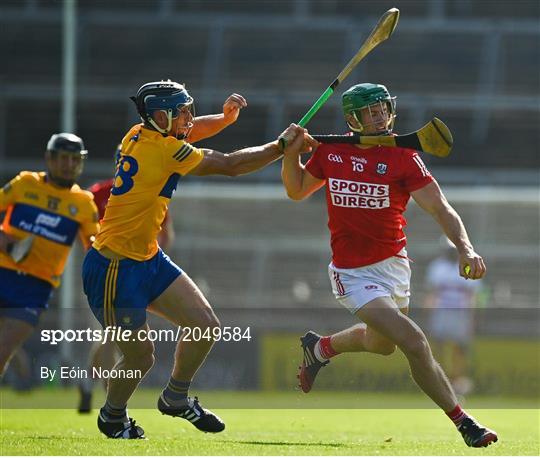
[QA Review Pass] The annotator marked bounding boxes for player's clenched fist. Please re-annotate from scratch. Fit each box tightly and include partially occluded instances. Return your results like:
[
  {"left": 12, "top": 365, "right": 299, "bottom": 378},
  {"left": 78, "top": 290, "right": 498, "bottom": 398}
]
[
  {"left": 459, "top": 251, "right": 486, "bottom": 280},
  {"left": 223, "top": 93, "right": 247, "bottom": 124},
  {"left": 278, "top": 124, "right": 318, "bottom": 156}
]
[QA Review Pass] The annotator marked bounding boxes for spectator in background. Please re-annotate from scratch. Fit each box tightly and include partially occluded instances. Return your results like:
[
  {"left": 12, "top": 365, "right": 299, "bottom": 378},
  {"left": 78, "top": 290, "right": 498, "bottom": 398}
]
[{"left": 425, "top": 236, "right": 482, "bottom": 396}]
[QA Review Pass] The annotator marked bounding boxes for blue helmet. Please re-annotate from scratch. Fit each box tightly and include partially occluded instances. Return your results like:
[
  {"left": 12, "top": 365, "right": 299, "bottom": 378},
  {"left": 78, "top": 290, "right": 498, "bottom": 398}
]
[{"left": 130, "top": 80, "right": 194, "bottom": 135}]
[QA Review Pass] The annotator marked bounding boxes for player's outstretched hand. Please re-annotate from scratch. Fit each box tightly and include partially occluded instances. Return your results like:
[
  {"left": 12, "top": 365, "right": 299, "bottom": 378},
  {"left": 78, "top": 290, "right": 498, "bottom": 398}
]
[
  {"left": 459, "top": 250, "right": 486, "bottom": 280},
  {"left": 223, "top": 93, "right": 247, "bottom": 124},
  {"left": 278, "top": 124, "right": 319, "bottom": 156}
]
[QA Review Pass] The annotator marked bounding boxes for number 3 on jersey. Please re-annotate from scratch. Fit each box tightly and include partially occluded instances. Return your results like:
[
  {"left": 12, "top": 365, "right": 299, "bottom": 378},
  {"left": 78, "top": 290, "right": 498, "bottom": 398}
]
[{"left": 112, "top": 156, "right": 138, "bottom": 195}]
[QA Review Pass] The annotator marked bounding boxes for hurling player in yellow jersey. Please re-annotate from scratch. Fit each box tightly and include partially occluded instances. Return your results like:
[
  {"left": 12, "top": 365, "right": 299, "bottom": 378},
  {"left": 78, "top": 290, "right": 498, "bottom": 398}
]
[
  {"left": 82, "top": 80, "right": 316, "bottom": 439},
  {"left": 0, "top": 133, "right": 98, "bottom": 376}
]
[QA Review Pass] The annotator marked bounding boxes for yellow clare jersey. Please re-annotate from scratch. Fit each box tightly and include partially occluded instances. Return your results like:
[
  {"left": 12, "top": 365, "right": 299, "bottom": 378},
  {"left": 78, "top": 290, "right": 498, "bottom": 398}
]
[
  {"left": 0, "top": 171, "right": 99, "bottom": 287},
  {"left": 93, "top": 124, "right": 204, "bottom": 261}
]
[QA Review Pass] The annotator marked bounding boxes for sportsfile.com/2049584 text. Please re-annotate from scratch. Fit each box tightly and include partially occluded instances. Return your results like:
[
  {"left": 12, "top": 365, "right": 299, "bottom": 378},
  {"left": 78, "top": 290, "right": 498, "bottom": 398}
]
[{"left": 40, "top": 326, "right": 252, "bottom": 345}]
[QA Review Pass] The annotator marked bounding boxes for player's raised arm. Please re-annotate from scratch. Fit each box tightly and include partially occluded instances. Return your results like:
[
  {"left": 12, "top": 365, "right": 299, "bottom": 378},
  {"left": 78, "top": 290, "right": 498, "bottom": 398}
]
[
  {"left": 187, "top": 93, "right": 247, "bottom": 143},
  {"left": 411, "top": 181, "right": 486, "bottom": 280},
  {"left": 188, "top": 124, "right": 315, "bottom": 177}
]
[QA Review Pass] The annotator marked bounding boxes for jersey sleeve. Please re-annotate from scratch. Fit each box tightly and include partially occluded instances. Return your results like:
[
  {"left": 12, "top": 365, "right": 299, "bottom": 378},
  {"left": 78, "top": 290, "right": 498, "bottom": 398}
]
[
  {"left": 0, "top": 174, "right": 21, "bottom": 211},
  {"left": 401, "top": 150, "right": 434, "bottom": 192},
  {"left": 163, "top": 138, "right": 204, "bottom": 175},
  {"left": 305, "top": 146, "right": 326, "bottom": 179}
]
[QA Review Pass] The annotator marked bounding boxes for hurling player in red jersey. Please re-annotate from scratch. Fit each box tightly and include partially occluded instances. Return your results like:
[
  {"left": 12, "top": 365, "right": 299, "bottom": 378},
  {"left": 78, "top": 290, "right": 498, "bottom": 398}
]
[{"left": 281, "top": 83, "right": 497, "bottom": 448}]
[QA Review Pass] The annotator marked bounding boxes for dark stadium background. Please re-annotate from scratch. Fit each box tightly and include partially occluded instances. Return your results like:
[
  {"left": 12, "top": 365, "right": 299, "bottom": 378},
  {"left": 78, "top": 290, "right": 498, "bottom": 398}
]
[{"left": 0, "top": 0, "right": 538, "bottom": 406}]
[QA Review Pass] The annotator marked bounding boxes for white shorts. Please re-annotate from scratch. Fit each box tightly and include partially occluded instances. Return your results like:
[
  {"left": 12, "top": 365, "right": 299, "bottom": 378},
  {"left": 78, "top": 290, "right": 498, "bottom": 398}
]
[{"left": 328, "top": 249, "right": 411, "bottom": 314}]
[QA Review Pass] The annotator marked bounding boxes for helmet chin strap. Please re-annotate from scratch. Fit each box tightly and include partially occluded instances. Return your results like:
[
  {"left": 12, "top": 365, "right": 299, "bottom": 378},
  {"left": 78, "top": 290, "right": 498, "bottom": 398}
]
[
  {"left": 348, "top": 112, "right": 365, "bottom": 133},
  {"left": 148, "top": 109, "right": 174, "bottom": 135}
]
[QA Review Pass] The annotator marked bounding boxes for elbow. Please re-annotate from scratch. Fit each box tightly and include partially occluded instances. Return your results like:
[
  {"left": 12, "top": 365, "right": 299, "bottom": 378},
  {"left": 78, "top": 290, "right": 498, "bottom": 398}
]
[
  {"left": 221, "top": 157, "right": 242, "bottom": 177},
  {"left": 286, "top": 189, "right": 305, "bottom": 201}
]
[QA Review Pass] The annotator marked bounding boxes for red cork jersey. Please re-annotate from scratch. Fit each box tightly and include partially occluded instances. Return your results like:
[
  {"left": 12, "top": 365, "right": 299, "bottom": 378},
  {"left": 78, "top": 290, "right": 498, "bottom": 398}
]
[
  {"left": 88, "top": 178, "right": 114, "bottom": 220},
  {"left": 306, "top": 143, "right": 434, "bottom": 268}
]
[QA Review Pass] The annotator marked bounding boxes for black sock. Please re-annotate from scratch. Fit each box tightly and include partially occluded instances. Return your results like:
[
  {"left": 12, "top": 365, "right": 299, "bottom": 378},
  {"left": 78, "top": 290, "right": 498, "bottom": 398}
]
[
  {"left": 162, "top": 377, "right": 191, "bottom": 407},
  {"left": 101, "top": 400, "right": 128, "bottom": 423}
]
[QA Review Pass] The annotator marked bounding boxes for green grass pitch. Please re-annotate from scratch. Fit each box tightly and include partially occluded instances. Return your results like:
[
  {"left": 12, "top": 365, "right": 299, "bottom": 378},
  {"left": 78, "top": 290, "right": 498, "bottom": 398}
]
[{"left": 1, "top": 389, "right": 538, "bottom": 455}]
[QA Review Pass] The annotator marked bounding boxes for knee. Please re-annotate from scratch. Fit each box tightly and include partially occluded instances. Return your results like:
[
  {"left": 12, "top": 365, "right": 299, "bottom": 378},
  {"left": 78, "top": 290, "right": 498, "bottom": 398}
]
[
  {"left": 196, "top": 309, "right": 220, "bottom": 331},
  {"left": 125, "top": 342, "right": 155, "bottom": 373},
  {"left": 399, "top": 332, "right": 431, "bottom": 360}
]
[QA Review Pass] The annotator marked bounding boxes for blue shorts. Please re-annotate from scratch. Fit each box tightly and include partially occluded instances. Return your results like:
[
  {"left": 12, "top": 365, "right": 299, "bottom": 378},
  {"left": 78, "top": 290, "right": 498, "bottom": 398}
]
[
  {"left": 0, "top": 267, "right": 53, "bottom": 326},
  {"left": 82, "top": 247, "right": 182, "bottom": 330}
]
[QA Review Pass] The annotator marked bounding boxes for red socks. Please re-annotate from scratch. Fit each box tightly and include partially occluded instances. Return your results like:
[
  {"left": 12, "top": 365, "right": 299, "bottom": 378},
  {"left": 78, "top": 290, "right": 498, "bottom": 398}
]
[
  {"left": 318, "top": 336, "right": 340, "bottom": 359},
  {"left": 446, "top": 404, "right": 468, "bottom": 426}
]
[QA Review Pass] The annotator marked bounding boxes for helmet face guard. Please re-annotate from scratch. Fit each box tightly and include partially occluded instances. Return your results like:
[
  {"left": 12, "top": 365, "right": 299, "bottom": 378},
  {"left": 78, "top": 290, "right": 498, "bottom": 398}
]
[
  {"left": 45, "top": 133, "right": 87, "bottom": 187},
  {"left": 131, "top": 80, "right": 194, "bottom": 138},
  {"left": 342, "top": 83, "right": 396, "bottom": 135}
]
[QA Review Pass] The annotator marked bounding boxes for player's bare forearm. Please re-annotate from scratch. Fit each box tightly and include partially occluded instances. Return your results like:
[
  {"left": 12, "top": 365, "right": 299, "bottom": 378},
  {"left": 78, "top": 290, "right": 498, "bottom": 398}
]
[
  {"left": 190, "top": 142, "right": 282, "bottom": 177},
  {"left": 432, "top": 203, "right": 474, "bottom": 254},
  {"left": 281, "top": 147, "right": 324, "bottom": 200},
  {"left": 434, "top": 205, "right": 486, "bottom": 279},
  {"left": 412, "top": 182, "right": 485, "bottom": 279},
  {"left": 187, "top": 114, "right": 232, "bottom": 143},
  {"left": 224, "top": 142, "right": 283, "bottom": 176},
  {"left": 281, "top": 153, "right": 306, "bottom": 200},
  {"left": 412, "top": 182, "right": 473, "bottom": 254},
  {"left": 188, "top": 93, "right": 247, "bottom": 143}
]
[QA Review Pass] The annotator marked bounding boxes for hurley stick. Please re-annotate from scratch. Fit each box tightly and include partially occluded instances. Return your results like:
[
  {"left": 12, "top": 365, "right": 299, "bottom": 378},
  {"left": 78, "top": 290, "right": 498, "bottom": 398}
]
[
  {"left": 313, "top": 118, "right": 453, "bottom": 158},
  {"left": 280, "top": 8, "right": 400, "bottom": 149}
]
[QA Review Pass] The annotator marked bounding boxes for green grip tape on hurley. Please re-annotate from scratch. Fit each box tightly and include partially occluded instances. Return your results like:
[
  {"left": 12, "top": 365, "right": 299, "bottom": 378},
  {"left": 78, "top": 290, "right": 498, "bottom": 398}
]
[{"left": 279, "top": 86, "right": 335, "bottom": 150}]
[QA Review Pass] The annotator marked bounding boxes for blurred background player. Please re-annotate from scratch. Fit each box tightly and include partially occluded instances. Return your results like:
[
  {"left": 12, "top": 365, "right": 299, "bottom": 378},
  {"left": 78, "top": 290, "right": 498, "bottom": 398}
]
[
  {"left": 425, "top": 236, "right": 482, "bottom": 396},
  {"left": 82, "top": 79, "right": 314, "bottom": 439},
  {"left": 0, "top": 133, "right": 98, "bottom": 377},
  {"left": 78, "top": 146, "right": 175, "bottom": 413},
  {"left": 281, "top": 83, "right": 497, "bottom": 448}
]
